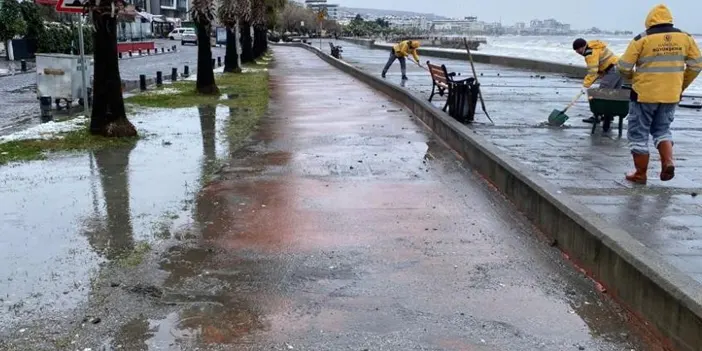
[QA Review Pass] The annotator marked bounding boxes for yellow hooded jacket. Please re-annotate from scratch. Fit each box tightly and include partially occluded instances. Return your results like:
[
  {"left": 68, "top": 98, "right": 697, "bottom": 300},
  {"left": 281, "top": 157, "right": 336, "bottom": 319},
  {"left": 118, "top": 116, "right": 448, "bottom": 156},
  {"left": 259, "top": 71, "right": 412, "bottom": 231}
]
[
  {"left": 581, "top": 40, "right": 619, "bottom": 88},
  {"left": 393, "top": 40, "right": 420, "bottom": 63},
  {"left": 617, "top": 4, "right": 702, "bottom": 103}
]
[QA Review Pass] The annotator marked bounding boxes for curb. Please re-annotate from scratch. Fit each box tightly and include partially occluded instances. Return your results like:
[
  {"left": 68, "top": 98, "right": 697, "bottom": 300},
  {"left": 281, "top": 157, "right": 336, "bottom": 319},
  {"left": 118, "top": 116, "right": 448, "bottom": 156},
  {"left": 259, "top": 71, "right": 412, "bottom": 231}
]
[
  {"left": 339, "top": 37, "right": 588, "bottom": 78},
  {"left": 272, "top": 41, "right": 702, "bottom": 351}
]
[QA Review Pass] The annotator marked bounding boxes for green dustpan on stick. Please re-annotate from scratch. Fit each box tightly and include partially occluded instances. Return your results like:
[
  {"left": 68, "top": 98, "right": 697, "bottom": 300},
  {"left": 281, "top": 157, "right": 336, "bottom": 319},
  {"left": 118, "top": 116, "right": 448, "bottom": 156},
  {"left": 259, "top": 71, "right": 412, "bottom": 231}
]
[{"left": 548, "top": 90, "right": 585, "bottom": 126}]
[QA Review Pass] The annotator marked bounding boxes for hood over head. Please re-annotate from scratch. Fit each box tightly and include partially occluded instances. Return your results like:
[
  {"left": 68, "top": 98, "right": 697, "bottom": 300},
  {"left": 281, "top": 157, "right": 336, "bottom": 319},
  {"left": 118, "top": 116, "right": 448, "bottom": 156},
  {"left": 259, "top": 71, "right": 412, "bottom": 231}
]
[{"left": 645, "top": 4, "right": 673, "bottom": 29}]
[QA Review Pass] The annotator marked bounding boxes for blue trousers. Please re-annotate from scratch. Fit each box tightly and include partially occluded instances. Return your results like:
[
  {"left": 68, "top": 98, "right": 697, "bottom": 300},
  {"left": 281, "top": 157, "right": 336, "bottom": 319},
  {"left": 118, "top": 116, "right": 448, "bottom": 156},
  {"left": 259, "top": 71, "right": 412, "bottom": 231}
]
[
  {"left": 627, "top": 102, "right": 677, "bottom": 154},
  {"left": 381, "top": 49, "right": 406, "bottom": 76}
]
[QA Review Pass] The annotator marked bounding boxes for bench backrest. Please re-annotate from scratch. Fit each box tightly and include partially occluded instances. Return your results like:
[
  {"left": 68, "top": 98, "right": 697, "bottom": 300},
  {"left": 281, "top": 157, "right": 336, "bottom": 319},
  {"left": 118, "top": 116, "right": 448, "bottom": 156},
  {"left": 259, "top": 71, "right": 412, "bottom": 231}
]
[{"left": 426, "top": 61, "right": 448, "bottom": 85}]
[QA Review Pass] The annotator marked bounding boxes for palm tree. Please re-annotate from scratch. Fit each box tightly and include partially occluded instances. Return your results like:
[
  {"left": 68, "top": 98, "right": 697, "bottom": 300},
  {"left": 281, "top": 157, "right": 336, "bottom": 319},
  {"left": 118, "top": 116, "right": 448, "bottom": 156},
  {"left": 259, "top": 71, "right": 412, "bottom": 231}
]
[
  {"left": 217, "top": 0, "right": 240, "bottom": 73},
  {"left": 236, "top": 0, "right": 254, "bottom": 64},
  {"left": 251, "top": 0, "right": 266, "bottom": 59},
  {"left": 191, "top": 0, "right": 219, "bottom": 94},
  {"left": 84, "top": 0, "right": 137, "bottom": 137}
]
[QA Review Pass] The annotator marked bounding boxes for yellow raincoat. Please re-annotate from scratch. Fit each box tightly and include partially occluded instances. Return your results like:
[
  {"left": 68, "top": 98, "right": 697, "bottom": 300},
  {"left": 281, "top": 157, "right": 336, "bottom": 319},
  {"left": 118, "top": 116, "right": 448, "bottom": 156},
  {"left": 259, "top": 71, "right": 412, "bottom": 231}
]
[
  {"left": 617, "top": 4, "right": 702, "bottom": 103},
  {"left": 392, "top": 40, "right": 420, "bottom": 63},
  {"left": 582, "top": 40, "right": 619, "bottom": 88}
]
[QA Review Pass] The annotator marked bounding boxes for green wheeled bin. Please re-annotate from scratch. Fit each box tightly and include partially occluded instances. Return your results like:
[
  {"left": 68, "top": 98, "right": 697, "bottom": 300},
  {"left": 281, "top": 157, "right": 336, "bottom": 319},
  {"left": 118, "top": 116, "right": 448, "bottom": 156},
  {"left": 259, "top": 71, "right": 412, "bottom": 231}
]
[{"left": 586, "top": 88, "right": 630, "bottom": 137}]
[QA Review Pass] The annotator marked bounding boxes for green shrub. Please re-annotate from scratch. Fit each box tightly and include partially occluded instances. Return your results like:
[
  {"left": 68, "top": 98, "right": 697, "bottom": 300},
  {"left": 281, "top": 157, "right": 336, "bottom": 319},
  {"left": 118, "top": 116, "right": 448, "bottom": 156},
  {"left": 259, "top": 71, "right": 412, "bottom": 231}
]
[
  {"left": 0, "top": 0, "right": 27, "bottom": 42},
  {"left": 37, "top": 22, "right": 94, "bottom": 55},
  {"left": 20, "top": 1, "right": 44, "bottom": 41}
]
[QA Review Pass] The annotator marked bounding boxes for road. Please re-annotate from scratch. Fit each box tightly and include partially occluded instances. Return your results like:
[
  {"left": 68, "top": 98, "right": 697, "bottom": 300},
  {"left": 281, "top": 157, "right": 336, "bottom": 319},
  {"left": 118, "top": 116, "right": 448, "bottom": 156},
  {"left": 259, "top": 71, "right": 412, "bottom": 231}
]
[
  {"left": 0, "top": 39, "right": 225, "bottom": 135},
  {"left": 334, "top": 39, "right": 702, "bottom": 285}
]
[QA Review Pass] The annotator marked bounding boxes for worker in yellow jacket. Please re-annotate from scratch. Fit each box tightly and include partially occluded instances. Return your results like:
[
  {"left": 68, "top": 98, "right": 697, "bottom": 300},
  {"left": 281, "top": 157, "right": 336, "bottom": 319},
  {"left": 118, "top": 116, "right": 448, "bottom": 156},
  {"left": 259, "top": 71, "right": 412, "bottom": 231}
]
[
  {"left": 572, "top": 38, "right": 623, "bottom": 123},
  {"left": 617, "top": 4, "right": 701, "bottom": 184},
  {"left": 381, "top": 40, "right": 423, "bottom": 80}
]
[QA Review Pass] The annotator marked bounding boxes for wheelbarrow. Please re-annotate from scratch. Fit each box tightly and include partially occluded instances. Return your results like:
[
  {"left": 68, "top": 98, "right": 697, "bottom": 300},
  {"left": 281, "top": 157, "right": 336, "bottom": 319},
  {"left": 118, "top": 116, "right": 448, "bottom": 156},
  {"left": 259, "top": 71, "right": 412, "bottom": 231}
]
[{"left": 587, "top": 87, "right": 630, "bottom": 137}]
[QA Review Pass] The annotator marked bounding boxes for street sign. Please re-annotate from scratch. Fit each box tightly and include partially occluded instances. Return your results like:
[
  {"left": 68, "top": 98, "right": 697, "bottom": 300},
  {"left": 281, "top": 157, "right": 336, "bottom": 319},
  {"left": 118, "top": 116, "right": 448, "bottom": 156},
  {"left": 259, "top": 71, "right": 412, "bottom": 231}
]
[{"left": 55, "top": 0, "right": 86, "bottom": 13}]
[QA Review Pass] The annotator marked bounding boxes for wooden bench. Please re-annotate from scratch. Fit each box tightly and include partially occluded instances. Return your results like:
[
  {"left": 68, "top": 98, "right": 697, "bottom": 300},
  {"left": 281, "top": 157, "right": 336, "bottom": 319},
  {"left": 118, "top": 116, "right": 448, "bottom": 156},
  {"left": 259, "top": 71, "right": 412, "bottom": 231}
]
[
  {"left": 426, "top": 61, "right": 450, "bottom": 111},
  {"left": 426, "top": 61, "right": 476, "bottom": 116},
  {"left": 329, "top": 42, "right": 343, "bottom": 59}
]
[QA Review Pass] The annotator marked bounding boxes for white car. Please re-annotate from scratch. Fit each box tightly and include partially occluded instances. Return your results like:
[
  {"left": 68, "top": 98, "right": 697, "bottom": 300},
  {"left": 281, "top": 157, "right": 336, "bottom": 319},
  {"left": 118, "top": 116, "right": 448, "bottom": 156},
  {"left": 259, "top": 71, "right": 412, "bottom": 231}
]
[
  {"left": 168, "top": 28, "right": 191, "bottom": 40},
  {"left": 181, "top": 29, "right": 197, "bottom": 45}
]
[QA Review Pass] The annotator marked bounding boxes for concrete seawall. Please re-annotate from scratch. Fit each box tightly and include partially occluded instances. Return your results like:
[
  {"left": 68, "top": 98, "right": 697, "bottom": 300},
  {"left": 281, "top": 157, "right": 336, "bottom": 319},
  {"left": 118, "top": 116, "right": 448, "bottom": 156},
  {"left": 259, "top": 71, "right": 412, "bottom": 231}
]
[
  {"left": 340, "top": 37, "right": 588, "bottom": 78},
  {"left": 271, "top": 41, "right": 702, "bottom": 351}
]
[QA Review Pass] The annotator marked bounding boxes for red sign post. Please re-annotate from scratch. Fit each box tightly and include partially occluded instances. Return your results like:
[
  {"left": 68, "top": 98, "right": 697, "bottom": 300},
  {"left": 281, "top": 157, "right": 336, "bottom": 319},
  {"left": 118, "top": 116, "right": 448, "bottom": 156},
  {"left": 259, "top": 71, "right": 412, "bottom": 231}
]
[
  {"left": 55, "top": 0, "right": 90, "bottom": 114},
  {"left": 55, "top": 0, "right": 86, "bottom": 13}
]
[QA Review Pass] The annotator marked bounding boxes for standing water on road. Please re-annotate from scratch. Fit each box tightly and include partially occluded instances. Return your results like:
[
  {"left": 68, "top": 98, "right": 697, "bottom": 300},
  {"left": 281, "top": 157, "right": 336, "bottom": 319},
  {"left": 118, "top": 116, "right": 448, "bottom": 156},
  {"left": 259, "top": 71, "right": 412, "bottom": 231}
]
[{"left": 0, "top": 106, "right": 231, "bottom": 335}]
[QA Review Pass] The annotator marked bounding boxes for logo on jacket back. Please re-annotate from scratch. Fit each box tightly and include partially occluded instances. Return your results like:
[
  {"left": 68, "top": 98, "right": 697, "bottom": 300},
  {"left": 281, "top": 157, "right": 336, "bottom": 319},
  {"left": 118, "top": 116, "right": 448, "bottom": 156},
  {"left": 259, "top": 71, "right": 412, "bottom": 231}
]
[{"left": 664, "top": 34, "right": 672, "bottom": 42}]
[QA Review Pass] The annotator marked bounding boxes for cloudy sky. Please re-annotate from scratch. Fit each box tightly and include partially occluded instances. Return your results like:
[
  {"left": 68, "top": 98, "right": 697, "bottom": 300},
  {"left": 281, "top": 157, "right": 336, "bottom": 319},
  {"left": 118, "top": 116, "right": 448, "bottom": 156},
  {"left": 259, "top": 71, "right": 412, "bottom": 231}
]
[{"left": 334, "top": 0, "right": 702, "bottom": 33}]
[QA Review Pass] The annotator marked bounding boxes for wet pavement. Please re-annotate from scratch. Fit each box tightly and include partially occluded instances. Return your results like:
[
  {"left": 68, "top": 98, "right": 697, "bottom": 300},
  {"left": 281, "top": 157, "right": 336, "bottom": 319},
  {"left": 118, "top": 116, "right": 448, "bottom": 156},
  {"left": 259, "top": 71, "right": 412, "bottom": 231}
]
[
  {"left": 0, "top": 105, "right": 231, "bottom": 343},
  {"left": 111, "top": 45, "right": 654, "bottom": 350},
  {"left": 0, "top": 39, "right": 226, "bottom": 135},
  {"left": 334, "top": 39, "right": 702, "bottom": 284},
  {"left": 0, "top": 45, "right": 660, "bottom": 350}
]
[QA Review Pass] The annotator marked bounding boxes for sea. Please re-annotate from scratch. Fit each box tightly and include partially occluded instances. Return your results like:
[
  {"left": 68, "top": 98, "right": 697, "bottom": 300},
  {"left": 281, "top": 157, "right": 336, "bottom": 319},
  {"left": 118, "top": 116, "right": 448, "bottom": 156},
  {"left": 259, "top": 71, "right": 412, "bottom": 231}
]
[{"left": 476, "top": 35, "right": 702, "bottom": 94}]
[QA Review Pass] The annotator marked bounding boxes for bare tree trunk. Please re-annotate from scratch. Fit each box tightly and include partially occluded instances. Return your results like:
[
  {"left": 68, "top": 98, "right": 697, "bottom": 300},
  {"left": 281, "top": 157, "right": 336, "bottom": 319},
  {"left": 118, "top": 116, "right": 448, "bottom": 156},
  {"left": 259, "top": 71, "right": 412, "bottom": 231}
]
[
  {"left": 223, "top": 28, "right": 240, "bottom": 73},
  {"left": 196, "top": 21, "right": 219, "bottom": 94},
  {"left": 253, "top": 25, "right": 265, "bottom": 58},
  {"left": 239, "top": 22, "right": 253, "bottom": 63},
  {"left": 90, "top": 12, "right": 137, "bottom": 137}
]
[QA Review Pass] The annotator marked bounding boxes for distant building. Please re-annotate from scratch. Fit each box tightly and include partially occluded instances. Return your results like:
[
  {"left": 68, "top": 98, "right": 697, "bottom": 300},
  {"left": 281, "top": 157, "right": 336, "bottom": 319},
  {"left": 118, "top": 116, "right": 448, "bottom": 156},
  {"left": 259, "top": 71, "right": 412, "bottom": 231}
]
[
  {"left": 386, "top": 16, "right": 430, "bottom": 31},
  {"left": 431, "top": 17, "right": 484, "bottom": 33},
  {"left": 305, "top": 0, "right": 340, "bottom": 20},
  {"left": 526, "top": 18, "right": 571, "bottom": 35}
]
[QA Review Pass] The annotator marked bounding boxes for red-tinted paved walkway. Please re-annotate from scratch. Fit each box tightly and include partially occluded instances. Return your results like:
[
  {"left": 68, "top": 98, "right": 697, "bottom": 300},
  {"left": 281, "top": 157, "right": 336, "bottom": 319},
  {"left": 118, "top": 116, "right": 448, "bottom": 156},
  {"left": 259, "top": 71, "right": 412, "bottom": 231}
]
[{"left": 141, "top": 45, "right": 651, "bottom": 350}]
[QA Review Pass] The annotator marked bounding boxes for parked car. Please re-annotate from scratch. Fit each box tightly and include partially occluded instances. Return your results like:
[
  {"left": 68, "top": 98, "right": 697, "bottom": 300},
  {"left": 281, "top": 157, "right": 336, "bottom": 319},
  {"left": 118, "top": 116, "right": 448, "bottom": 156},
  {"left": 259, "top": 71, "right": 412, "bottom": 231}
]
[
  {"left": 168, "top": 28, "right": 191, "bottom": 40},
  {"left": 181, "top": 29, "right": 197, "bottom": 45}
]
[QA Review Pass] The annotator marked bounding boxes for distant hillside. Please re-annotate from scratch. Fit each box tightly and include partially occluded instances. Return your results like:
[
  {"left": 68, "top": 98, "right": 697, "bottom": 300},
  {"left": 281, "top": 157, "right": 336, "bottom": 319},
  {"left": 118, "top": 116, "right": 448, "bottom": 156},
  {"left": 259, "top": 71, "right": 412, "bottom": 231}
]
[{"left": 338, "top": 7, "right": 448, "bottom": 20}]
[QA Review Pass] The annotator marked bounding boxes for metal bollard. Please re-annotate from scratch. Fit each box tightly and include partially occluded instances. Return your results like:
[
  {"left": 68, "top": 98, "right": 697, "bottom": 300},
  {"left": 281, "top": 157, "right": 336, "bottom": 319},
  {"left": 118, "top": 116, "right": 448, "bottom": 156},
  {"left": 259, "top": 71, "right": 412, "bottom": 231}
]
[
  {"left": 129, "top": 51, "right": 133, "bottom": 57},
  {"left": 20, "top": 60, "right": 27, "bottom": 72},
  {"left": 171, "top": 68, "right": 178, "bottom": 81},
  {"left": 40, "top": 96, "right": 53, "bottom": 121},
  {"left": 183, "top": 65, "right": 189, "bottom": 77},
  {"left": 138, "top": 49, "right": 142, "bottom": 56},
  {"left": 139, "top": 74, "right": 147, "bottom": 91},
  {"left": 118, "top": 52, "right": 123, "bottom": 59},
  {"left": 156, "top": 71, "right": 163, "bottom": 86},
  {"left": 211, "top": 59, "right": 215, "bottom": 68},
  {"left": 172, "top": 45, "right": 176, "bottom": 51},
  {"left": 217, "top": 57, "right": 221, "bottom": 67},
  {"left": 161, "top": 47, "right": 165, "bottom": 53}
]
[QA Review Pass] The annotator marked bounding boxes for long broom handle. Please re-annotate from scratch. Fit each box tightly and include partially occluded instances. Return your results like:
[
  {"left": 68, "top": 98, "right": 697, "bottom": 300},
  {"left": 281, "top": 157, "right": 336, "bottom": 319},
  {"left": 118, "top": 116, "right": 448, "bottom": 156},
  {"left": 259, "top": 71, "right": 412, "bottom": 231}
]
[{"left": 463, "top": 38, "right": 494, "bottom": 124}]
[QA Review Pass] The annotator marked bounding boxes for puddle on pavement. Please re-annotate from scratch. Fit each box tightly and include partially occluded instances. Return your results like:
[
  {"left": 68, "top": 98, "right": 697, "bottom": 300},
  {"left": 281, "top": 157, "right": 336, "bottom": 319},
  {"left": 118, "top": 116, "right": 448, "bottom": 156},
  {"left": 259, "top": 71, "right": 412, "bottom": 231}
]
[{"left": 0, "top": 105, "right": 235, "bottom": 328}]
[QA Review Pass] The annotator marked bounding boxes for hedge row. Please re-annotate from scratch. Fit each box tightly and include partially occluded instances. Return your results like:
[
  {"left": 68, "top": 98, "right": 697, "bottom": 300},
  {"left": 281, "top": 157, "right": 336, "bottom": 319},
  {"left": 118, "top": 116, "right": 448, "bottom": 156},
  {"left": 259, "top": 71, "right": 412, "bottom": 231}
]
[{"left": 37, "top": 23, "right": 94, "bottom": 55}]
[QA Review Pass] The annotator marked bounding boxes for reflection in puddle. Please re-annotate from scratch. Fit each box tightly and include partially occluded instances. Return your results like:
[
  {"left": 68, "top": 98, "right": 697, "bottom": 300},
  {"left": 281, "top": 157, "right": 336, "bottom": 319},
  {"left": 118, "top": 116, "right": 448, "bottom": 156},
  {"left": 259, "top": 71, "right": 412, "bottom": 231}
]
[
  {"left": 82, "top": 143, "right": 137, "bottom": 259},
  {"left": 0, "top": 106, "right": 230, "bottom": 326}
]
